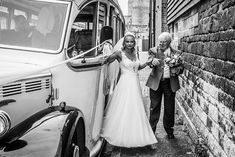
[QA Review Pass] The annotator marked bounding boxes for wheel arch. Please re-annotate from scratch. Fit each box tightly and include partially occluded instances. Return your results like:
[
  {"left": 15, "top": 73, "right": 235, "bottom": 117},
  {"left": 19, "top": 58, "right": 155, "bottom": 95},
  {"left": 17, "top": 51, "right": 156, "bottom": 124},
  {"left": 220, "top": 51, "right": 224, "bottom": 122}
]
[{"left": 60, "top": 109, "right": 87, "bottom": 157}]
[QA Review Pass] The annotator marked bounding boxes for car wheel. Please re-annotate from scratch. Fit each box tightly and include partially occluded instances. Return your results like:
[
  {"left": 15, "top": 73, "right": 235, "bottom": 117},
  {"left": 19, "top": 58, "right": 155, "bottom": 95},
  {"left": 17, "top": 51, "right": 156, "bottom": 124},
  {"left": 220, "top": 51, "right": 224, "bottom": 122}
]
[{"left": 65, "top": 119, "right": 86, "bottom": 157}]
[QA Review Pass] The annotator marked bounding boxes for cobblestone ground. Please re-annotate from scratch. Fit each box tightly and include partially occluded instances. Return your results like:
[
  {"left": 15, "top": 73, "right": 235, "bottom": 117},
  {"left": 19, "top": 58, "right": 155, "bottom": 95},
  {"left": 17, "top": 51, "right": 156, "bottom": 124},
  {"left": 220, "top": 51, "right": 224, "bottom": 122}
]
[{"left": 101, "top": 52, "right": 196, "bottom": 157}]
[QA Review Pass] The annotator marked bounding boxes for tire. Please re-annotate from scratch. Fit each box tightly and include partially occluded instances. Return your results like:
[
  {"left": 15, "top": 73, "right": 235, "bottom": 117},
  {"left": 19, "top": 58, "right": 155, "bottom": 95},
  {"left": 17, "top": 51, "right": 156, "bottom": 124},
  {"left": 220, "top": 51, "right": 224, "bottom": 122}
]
[{"left": 64, "top": 118, "right": 86, "bottom": 157}]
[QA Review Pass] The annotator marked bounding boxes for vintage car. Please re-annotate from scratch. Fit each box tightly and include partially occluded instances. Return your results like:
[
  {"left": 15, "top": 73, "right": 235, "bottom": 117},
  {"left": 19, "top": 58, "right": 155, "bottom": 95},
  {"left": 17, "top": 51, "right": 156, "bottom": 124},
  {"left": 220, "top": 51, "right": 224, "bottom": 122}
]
[{"left": 0, "top": 0, "right": 125, "bottom": 156}]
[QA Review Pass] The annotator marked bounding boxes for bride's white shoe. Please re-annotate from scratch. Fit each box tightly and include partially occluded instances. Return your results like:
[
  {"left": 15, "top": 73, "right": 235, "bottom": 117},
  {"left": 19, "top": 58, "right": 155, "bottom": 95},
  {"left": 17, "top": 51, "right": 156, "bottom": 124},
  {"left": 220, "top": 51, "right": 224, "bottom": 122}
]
[{"left": 150, "top": 143, "right": 158, "bottom": 149}]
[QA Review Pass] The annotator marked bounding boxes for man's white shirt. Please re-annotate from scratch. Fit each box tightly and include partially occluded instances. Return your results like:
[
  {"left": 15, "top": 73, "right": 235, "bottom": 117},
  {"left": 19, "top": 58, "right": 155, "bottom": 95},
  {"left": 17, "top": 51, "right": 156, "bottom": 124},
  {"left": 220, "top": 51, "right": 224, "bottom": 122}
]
[{"left": 163, "top": 48, "right": 170, "bottom": 78}]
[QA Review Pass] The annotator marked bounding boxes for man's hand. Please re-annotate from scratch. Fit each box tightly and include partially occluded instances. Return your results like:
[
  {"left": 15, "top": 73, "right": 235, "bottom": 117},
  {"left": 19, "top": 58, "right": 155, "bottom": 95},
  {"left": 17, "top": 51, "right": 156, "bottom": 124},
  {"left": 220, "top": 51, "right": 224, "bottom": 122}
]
[
  {"left": 152, "top": 58, "right": 160, "bottom": 66},
  {"left": 164, "top": 57, "right": 171, "bottom": 63}
]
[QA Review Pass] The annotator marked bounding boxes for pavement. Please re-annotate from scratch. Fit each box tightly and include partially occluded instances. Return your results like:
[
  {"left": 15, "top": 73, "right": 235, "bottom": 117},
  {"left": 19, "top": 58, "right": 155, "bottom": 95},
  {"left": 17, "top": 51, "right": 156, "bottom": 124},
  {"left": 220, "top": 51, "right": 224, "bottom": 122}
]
[{"left": 100, "top": 52, "right": 196, "bottom": 157}]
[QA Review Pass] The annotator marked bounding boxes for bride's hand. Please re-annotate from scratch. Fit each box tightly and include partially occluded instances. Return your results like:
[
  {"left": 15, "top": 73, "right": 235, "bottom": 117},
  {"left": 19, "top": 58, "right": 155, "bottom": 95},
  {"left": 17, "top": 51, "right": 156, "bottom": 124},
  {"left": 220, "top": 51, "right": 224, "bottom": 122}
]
[{"left": 102, "top": 55, "right": 109, "bottom": 65}]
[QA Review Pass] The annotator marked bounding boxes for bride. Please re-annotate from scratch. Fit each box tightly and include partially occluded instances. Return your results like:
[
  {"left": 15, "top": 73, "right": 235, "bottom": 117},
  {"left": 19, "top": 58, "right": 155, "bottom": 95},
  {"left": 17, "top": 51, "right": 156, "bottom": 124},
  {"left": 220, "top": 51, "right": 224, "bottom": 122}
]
[{"left": 101, "top": 32, "right": 158, "bottom": 148}]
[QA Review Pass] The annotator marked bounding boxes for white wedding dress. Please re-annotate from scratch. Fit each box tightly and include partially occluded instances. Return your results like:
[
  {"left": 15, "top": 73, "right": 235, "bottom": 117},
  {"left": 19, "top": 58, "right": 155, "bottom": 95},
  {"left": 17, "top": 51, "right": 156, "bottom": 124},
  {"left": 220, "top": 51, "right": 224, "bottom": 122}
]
[{"left": 101, "top": 50, "right": 158, "bottom": 147}]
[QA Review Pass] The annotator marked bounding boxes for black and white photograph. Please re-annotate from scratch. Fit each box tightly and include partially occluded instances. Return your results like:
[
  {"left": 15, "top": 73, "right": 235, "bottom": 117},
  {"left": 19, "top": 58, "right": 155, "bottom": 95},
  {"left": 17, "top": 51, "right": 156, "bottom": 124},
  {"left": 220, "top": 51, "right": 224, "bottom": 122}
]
[{"left": 0, "top": 0, "right": 234, "bottom": 157}]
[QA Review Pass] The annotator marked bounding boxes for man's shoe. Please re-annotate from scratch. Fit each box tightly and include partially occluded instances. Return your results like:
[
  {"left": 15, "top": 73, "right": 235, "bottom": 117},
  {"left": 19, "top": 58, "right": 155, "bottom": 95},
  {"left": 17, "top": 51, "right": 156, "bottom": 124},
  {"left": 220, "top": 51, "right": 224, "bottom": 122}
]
[{"left": 167, "top": 134, "right": 175, "bottom": 139}]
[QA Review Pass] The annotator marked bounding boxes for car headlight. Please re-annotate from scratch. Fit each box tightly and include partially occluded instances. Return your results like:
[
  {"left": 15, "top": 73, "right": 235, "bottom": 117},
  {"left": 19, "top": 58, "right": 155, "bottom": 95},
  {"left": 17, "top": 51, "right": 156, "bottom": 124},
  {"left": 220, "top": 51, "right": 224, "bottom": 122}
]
[{"left": 0, "top": 110, "right": 11, "bottom": 138}]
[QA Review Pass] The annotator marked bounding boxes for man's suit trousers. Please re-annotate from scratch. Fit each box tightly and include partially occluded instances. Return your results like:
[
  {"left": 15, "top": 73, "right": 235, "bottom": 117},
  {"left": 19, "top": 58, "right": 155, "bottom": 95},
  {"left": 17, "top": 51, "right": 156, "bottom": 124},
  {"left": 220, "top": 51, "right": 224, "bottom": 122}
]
[{"left": 149, "top": 78, "right": 176, "bottom": 135}]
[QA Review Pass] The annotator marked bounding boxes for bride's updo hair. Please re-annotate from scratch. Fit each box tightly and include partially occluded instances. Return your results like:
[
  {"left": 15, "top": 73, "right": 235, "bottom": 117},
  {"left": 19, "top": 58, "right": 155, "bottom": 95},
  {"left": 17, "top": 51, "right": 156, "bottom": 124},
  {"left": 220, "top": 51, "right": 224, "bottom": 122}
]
[{"left": 122, "top": 32, "right": 136, "bottom": 50}]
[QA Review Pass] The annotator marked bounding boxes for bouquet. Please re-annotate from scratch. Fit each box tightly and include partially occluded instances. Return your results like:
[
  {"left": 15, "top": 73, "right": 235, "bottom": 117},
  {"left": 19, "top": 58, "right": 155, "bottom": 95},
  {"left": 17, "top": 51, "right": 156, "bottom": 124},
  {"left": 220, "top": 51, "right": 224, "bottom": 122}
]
[{"left": 165, "top": 54, "right": 184, "bottom": 77}]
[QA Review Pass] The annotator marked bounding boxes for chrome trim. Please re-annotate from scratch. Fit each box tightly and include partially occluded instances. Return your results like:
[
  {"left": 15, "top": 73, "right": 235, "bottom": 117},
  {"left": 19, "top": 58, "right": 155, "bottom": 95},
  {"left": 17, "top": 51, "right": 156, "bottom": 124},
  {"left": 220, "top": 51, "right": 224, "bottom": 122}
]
[
  {"left": 89, "top": 138, "right": 104, "bottom": 157},
  {"left": 73, "top": 144, "right": 80, "bottom": 157},
  {"left": 0, "top": 110, "right": 11, "bottom": 138}
]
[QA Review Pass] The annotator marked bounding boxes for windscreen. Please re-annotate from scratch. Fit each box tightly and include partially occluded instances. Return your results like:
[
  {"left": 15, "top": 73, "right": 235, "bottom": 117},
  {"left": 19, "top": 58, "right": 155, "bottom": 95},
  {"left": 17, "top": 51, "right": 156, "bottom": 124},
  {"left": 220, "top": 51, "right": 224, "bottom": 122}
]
[{"left": 0, "top": 0, "right": 69, "bottom": 53}]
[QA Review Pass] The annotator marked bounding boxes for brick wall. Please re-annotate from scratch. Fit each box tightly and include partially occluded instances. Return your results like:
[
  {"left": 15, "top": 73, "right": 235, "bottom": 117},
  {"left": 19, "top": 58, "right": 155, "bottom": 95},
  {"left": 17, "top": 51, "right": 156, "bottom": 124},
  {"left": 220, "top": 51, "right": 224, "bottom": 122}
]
[{"left": 176, "top": 0, "right": 235, "bottom": 156}]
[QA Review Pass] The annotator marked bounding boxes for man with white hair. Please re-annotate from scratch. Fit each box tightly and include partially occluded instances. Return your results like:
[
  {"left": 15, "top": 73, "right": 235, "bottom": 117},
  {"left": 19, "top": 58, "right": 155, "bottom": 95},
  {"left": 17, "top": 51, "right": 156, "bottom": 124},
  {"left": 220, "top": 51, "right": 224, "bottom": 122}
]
[{"left": 146, "top": 32, "right": 183, "bottom": 139}]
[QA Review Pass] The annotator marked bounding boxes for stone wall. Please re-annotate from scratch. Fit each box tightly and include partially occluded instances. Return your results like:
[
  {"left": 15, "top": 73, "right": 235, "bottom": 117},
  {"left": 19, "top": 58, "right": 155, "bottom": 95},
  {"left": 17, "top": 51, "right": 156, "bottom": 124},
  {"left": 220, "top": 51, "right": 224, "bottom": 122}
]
[{"left": 175, "top": 0, "right": 235, "bottom": 156}]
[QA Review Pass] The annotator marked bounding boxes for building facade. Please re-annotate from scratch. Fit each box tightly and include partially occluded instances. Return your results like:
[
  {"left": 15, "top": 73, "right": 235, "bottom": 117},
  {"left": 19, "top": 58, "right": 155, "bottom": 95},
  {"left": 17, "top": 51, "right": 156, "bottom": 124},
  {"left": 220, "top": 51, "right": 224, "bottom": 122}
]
[
  {"left": 149, "top": 0, "right": 168, "bottom": 48},
  {"left": 166, "top": 0, "right": 235, "bottom": 156},
  {"left": 125, "top": 0, "right": 149, "bottom": 51}
]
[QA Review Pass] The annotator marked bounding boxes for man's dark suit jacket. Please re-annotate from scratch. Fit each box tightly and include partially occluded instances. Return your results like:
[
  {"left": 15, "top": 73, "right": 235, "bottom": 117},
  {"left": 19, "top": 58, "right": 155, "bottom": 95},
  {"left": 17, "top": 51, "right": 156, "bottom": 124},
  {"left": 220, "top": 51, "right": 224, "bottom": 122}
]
[{"left": 146, "top": 46, "right": 181, "bottom": 92}]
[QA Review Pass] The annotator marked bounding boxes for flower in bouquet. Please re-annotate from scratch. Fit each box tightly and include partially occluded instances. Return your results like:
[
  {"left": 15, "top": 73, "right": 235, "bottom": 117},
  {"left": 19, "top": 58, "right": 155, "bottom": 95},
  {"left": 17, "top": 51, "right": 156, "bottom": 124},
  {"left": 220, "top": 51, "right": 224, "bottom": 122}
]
[
  {"left": 165, "top": 54, "right": 184, "bottom": 76},
  {"left": 166, "top": 54, "right": 183, "bottom": 67}
]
